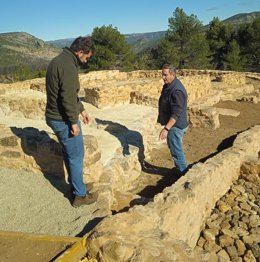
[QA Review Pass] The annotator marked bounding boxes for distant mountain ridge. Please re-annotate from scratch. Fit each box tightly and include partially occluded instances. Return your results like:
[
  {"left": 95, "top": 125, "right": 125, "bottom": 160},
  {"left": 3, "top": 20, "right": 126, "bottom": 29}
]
[
  {"left": 223, "top": 11, "right": 260, "bottom": 25},
  {"left": 47, "top": 12, "right": 260, "bottom": 53},
  {"left": 0, "top": 11, "right": 259, "bottom": 76},
  {"left": 0, "top": 32, "right": 60, "bottom": 70},
  {"left": 47, "top": 37, "right": 76, "bottom": 49}
]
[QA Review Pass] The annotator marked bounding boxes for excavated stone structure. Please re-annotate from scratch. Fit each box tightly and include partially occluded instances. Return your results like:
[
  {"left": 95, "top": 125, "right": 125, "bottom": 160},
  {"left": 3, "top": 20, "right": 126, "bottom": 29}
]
[
  {"left": 84, "top": 126, "right": 260, "bottom": 262},
  {"left": 83, "top": 70, "right": 258, "bottom": 130},
  {"left": 0, "top": 69, "right": 259, "bottom": 261}
]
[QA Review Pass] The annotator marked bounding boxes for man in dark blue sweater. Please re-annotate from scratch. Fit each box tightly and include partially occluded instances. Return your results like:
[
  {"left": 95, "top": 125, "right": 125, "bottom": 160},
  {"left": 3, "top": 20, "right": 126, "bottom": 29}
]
[{"left": 157, "top": 64, "right": 188, "bottom": 173}]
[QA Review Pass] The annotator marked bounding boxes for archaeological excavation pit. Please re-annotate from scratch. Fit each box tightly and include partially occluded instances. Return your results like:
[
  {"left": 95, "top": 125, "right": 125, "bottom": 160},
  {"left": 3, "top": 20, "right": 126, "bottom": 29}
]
[{"left": 0, "top": 70, "right": 259, "bottom": 261}]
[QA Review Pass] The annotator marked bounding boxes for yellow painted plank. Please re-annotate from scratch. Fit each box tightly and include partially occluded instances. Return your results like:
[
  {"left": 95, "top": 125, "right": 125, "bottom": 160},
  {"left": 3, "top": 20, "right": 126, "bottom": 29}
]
[
  {"left": 0, "top": 230, "right": 80, "bottom": 243},
  {"left": 54, "top": 237, "right": 90, "bottom": 262}
]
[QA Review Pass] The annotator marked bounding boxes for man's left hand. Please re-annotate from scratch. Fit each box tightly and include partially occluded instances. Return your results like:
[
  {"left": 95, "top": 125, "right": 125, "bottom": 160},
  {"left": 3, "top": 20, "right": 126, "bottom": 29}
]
[{"left": 159, "top": 128, "right": 168, "bottom": 140}]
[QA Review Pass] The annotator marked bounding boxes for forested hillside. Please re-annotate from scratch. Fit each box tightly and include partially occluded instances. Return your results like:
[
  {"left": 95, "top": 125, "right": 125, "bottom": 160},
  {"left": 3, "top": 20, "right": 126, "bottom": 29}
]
[
  {"left": 0, "top": 32, "right": 60, "bottom": 81},
  {"left": 0, "top": 11, "right": 259, "bottom": 82}
]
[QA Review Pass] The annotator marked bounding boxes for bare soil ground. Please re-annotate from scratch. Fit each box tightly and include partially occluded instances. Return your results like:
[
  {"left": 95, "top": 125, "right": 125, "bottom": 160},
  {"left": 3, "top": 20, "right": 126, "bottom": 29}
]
[{"left": 128, "top": 79, "right": 260, "bottom": 203}]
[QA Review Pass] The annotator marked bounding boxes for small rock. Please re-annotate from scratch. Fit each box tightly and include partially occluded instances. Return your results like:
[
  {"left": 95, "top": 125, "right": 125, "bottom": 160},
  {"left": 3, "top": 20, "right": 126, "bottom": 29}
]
[
  {"left": 218, "top": 201, "right": 231, "bottom": 213},
  {"left": 243, "top": 250, "right": 257, "bottom": 262},
  {"left": 251, "top": 243, "right": 260, "bottom": 258},
  {"left": 235, "top": 239, "right": 246, "bottom": 256},
  {"left": 226, "top": 245, "right": 239, "bottom": 260},
  {"left": 219, "top": 235, "right": 235, "bottom": 248},
  {"left": 203, "top": 228, "right": 219, "bottom": 241},
  {"left": 217, "top": 249, "right": 230, "bottom": 261}
]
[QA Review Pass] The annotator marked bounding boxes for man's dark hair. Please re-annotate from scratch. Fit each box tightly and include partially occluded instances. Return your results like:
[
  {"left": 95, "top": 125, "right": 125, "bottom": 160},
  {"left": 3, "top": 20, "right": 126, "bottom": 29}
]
[
  {"left": 70, "top": 36, "right": 95, "bottom": 54},
  {"left": 162, "top": 64, "right": 176, "bottom": 75}
]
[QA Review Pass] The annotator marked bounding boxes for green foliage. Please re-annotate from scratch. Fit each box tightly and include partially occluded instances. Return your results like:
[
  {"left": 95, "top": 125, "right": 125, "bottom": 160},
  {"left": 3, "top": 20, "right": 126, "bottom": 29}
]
[
  {"left": 156, "top": 38, "right": 180, "bottom": 68},
  {"left": 188, "top": 34, "right": 210, "bottom": 69},
  {"left": 13, "top": 64, "right": 33, "bottom": 81},
  {"left": 88, "top": 25, "right": 135, "bottom": 71},
  {"left": 206, "top": 17, "right": 236, "bottom": 70},
  {"left": 152, "top": 8, "right": 209, "bottom": 69},
  {"left": 34, "top": 70, "right": 46, "bottom": 78},
  {"left": 10, "top": 64, "right": 46, "bottom": 82},
  {"left": 134, "top": 47, "right": 159, "bottom": 70},
  {"left": 133, "top": 11, "right": 259, "bottom": 72},
  {"left": 125, "top": 32, "right": 166, "bottom": 54},
  {"left": 223, "top": 40, "right": 244, "bottom": 71},
  {"left": 135, "top": 51, "right": 151, "bottom": 70},
  {"left": 167, "top": 8, "right": 203, "bottom": 45},
  {"left": 237, "top": 18, "right": 260, "bottom": 72},
  {"left": 206, "top": 16, "right": 260, "bottom": 72}
]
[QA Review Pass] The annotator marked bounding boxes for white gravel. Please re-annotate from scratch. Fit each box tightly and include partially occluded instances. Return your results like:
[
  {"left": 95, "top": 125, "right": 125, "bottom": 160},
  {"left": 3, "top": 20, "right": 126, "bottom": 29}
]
[{"left": 0, "top": 167, "right": 98, "bottom": 237}]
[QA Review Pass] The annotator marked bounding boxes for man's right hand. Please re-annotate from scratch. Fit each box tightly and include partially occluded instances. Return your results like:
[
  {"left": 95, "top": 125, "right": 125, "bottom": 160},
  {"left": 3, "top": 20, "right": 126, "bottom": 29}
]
[{"left": 71, "top": 123, "right": 80, "bottom": 136}]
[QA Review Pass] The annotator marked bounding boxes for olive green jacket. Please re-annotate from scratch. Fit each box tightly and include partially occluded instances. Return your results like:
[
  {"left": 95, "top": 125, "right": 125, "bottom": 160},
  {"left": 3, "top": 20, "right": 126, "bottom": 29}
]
[{"left": 45, "top": 47, "right": 84, "bottom": 124}]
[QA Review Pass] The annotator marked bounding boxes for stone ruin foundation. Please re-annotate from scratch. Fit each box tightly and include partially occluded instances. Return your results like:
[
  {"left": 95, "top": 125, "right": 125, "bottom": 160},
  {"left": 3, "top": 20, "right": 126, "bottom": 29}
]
[
  {"left": 0, "top": 69, "right": 259, "bottom": 261},
  {"left": 83, "top": 126, "right": 260, "bottom": 262}
]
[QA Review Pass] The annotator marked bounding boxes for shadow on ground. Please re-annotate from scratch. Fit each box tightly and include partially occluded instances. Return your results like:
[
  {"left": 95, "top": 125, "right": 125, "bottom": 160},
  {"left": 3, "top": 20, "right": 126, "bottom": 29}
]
[
  {"left": 10, "top": 127, "right": 71, "bottom": 199},
  {"left": 95, "top": 118, "right": 145, "bottom": 167}
]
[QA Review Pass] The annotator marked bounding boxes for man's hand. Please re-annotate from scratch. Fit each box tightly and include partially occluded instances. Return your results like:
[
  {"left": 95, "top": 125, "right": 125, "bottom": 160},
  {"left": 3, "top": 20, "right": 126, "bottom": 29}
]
[
  {"left": 71, "top": 123, "right": 80, "bottom": 136},
  {"left": 81, "top": 111, "right": 91, "bottom": 124},
  {"left": 159, "top": 128, "right": 168, "bottom": 140}
]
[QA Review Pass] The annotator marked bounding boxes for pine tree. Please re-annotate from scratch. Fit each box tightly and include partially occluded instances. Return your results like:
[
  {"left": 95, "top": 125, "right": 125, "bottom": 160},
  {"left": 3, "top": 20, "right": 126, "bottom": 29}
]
[
  {"left": 87, "top": 25, "right": 135, "bottom": 71},
  {"left": 237, "top": 18, "right": 260, "bottom": 72},
  {"left": 223, "top": 40, "right": 244, "bottom": 71},
  {"left": 156, "top": 8, "right": 209, "bottom": 69},
  {"left": 206, "top": 17, "right": 235, "bottom": 70}
]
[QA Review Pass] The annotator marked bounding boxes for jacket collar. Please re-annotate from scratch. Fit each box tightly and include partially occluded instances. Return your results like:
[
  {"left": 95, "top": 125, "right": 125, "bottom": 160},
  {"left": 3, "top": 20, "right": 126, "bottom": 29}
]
[
  {"left": 63, "top": 47, "right": 81, "bottom": 67},
  {"left": 163, "top": 77, "right": 177, "bottom": 92}
]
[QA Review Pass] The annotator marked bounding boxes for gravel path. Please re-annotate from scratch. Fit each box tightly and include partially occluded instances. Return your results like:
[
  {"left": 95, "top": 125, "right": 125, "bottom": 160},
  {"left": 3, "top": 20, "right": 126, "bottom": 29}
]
[{"left": 0, "top": 167, "right": 97, "bottom": 237}]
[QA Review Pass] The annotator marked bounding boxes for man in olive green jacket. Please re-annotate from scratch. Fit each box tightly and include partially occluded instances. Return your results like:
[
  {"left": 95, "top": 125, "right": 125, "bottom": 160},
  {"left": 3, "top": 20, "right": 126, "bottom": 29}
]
[{"left": 45, "top": 36, "right": 97, "bottom": 207}]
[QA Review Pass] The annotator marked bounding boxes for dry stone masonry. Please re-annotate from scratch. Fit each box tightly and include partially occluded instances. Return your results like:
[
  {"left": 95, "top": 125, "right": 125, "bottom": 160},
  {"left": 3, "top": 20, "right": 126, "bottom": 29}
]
[
  {"left": 0, "top": 69, "right": 259, "bottom": 261},
  {"left": 84, "top": 126, "right": 260, "bottom": 262}
]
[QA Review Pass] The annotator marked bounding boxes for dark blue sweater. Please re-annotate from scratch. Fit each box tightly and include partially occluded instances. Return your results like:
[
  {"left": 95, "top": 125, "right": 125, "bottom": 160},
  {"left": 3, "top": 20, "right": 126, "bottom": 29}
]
[{"left": 157, "top": 78, "right": 188, "bottom": 129}]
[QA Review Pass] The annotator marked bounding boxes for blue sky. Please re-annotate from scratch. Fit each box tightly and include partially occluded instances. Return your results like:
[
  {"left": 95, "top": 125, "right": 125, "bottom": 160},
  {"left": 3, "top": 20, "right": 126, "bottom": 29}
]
[{"left": 1, "top": 0, "right": 259, "bottom": 41}]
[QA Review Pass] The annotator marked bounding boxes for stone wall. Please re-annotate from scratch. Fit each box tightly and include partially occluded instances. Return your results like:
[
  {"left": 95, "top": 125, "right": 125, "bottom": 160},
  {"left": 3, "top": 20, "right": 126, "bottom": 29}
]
[
  {"left": 188, "top": 82, "right": 256, "bottom": 129},
  {"left": 84, "top": 79, "right": 162, "bottom": 109},
  {"left": 215, "top": 73, "right": 247, "bottom": 86},
  {"left": 0, "top": 78, "right": 45, "bottom": 92},
  {"left": 84, "top": 73, "right": 212, "bottom": 109},
  {"left": 81, "top": 69, "right": 259, "bottom": 130},
  {"left": 0, "top": 114, "right": 154, "bottom": 214},
  {"left": 85, "top": 125, "right": 260, "bottom": 262},
  {"left": 0, "top": 78, "right": 46, "bottom": 120},
  {"left": 0, "top": 94, "right": 46, "bottom": 120},
  {"left": 80, "top": 70, "right": 162, "bottom": 87},
  {"left": 2, "top": 69, "right": 256, "bottom": 130},
  {"left": 0, "top": 125, "right": 101, "bottom": 179},
  {"left": 82, "top": 70, "right": 256, "bottom": 114}
]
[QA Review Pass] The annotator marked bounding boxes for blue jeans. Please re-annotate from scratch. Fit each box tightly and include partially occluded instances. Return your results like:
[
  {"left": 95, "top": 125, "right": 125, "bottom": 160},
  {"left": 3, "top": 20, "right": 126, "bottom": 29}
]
[
  {"left": 167, "top": 126, "right": 188, "bottom": 173},
  {"left": 46, "top": 118, "right": 87, "bottom": 197}
]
